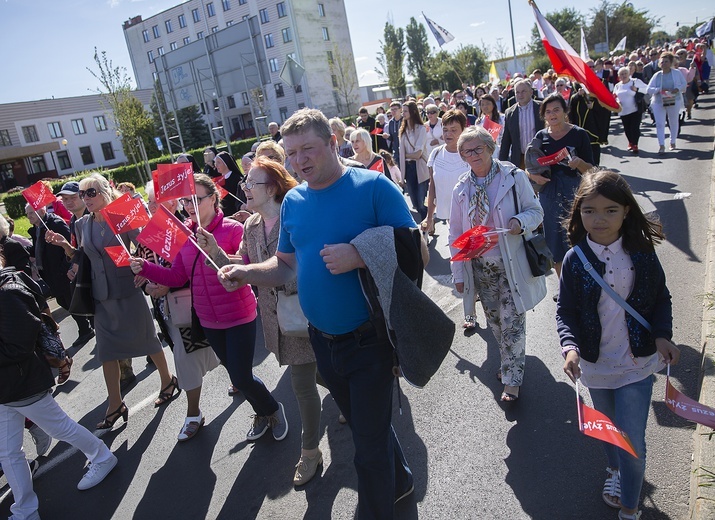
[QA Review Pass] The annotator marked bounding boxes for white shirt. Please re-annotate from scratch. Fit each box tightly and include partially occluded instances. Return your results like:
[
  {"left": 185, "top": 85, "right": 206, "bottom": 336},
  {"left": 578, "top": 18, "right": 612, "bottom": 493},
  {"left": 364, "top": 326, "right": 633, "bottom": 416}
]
[
  {"left": 579, "top": 236, "right": 663, "bottom": 389},
  {"left": 613, "top": 78, "right": 649, "bottom": 116},
  {"left": 427, "top": 146, "right": 469, "bottom": 220},
  {"left": 518, "top": 100, "right": 536, "bottom": 154}
]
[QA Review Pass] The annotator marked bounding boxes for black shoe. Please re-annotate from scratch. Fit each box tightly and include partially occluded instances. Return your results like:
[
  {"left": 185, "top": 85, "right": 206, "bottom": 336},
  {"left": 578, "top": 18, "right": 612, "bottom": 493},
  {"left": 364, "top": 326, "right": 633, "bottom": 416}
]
[
  {"left": 72, "top": 329, "right": 95, "bottom": 348},
  {"left": 119, "top": 373, "right": 137, "bottom": 391}
]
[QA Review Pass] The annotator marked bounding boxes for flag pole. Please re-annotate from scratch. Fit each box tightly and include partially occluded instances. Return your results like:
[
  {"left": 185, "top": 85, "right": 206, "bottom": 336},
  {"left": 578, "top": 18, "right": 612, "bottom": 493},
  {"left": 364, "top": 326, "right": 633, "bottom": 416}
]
[
  {"left": 113, "top": 233, "right": 131, "bottom": 257},
  {"left": 33, "top": 209, "right": 50, "bottom": 232},
  {"left": 575, "top": 379, "right": 583, "bottom": 432},
  {"left": 188, "top": 236, "right": 222, "bottom": 273}
]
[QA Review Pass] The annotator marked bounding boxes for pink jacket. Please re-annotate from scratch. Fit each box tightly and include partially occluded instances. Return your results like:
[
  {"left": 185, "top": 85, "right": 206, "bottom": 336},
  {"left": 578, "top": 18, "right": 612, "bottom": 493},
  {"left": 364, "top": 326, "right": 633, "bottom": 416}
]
[{"left": 140, "top": 210, "right": 257, "bottom": 329}]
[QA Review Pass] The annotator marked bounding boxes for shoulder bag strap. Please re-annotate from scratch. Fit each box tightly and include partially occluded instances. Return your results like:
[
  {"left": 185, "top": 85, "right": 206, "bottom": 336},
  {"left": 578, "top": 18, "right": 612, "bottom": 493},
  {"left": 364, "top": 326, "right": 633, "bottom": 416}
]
[
  {"left": 573, "top": 246, "right": 652, "bottom": 332},
  {"left": 509, "top": 169, "right": 529, "bottom": 250},
  {"left": 190, "top": 253, "right": 201, "bottom": 303}
]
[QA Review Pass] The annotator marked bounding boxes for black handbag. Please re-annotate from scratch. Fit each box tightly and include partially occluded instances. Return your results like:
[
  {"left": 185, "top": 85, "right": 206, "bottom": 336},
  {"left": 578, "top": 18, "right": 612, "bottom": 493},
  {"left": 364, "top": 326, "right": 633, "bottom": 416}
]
[
  {"left": 179, "top": 254, "right": 211, "bottom": 354},
  {"left": 69, "top": 248, "right": 94, "bottom": 316},
  {"left": 510, "top": 170, "right": 554, "bottom": 277},
  {"left": 634, "top": 91, "right": 647, "bottom": 113}
]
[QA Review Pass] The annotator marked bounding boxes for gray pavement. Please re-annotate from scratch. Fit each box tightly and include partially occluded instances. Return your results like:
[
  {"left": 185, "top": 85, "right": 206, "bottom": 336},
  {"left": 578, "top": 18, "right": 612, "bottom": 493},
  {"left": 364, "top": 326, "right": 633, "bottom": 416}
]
[{"left": 1, "top": 95, "right": 714, "bottom": 520}]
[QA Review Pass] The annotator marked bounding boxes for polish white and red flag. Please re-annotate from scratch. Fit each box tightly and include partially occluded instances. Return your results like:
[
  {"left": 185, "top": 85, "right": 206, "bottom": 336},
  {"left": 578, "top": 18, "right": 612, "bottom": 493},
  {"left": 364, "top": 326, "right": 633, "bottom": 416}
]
[{"left": 530, "top": 1, "right": 619, "bottom": 110}]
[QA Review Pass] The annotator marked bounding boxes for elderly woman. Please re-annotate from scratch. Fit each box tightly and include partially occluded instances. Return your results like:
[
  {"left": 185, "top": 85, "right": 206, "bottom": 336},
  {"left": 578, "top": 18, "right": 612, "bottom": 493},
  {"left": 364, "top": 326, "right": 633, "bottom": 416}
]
[
  {"left": 647, "top": 51, "right": 687, "bottom": 154},
  {"left": 399, "top": 100, "right": 429, "bottom": 220},
  {"left": 613, "top": 66, "right": 649, "bottom": 154},
  {"left": 449, "top": 127, "right": 546, "bottom": 402},
  {"left": 424, "top": 104, "right": 444, "bottom": 158},
  {"left": 74, "top": 174, "right": 178, "bottom": 429},
  {"left": 199, "top": 156, "right": 324, "bottom": 485},
  {"left": 135, "top": 184, "right": 220, "bottom": 441},
  {"left": 131, "top": 174, "right": 288, "bottom": 442},
  {"left": 527, "top": 93, "right": 594, "bottom": 278},
  {"left": 350, "top": 128, "right": 386, "bottom": 173},
  {"left": 329, "top": 117, "right": 354, "bottom": 159}
]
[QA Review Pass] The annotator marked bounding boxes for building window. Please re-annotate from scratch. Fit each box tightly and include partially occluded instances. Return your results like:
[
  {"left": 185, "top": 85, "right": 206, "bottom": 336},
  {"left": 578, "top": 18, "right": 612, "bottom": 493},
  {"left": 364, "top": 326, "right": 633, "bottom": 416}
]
[
  {"left": 56, "top": 150, "right": 71, "bottom": 170},
  {"left": 0, "top": 129, "right": 11, "bottom": 146},
  {"left": 192, "top": 8, "right": 201, "bottom": 22},
  {"left": 183, "top": 36, "right": 191, "bottom": 45},
  {"left": 101, "top": 142, "right": 115, "bottom": 161},
  {"left": 242, "top": 92, "right": 249, "bottom": 105},
  {"left": 30, "top": 156, "right": 47, "bottom": 174},
  {"left": 22, "top": 126, "right": 39, "bottom": 143},
  {"left": 259, "top": 8, "right": 269, "bottom": 24},
  {"left": 207, "top": 2, "right": 216, "bottom": 17},
  {"left": 269, "top": 58, "right": 279, "bottom": 72},
  {"left": 179, "top": 14, "right": 187, "bottom": 28},
  {"left": 298, "top": 103, "right": 305, "bottom": 109},
  {"left": 152, "top": 71, "right": 159, "bottom": 81},
  {"left": 277, "top": 1, "right": 287, "bottom": 18},
  {"left": 318, "top": 3, "right": 325, "bottom": 17},
  {"left": 72, "top": 119, "right": 86, "bottom": 135},
  {"left": 281, "top": 27, "right": 292, "bottom": 43},
  {"left": 211, "top": 26, "right": 218, "bottom": 33},
  {"left": 322, "top": 27, "right": 330, "bottom": 41},
  {"left": 295, "top": 84, "right": 302, "bottom": 93},
  {"left": 48, "top": 122, "right": 63, "bottom": 139},
  {"left": 239, "top": 0, "right": 246, "bottom": 5},
  {"left": 142, "top": 30, "right": 150, "bottom": 42},
  {"left": 158, "top": 46, "right": 165, "bottom": 55},
  {"left": 197, "top": 31, "right": 204, "bottom": 39},
  {"left": 327, "top": 50, "right": 333, "bottom": 63},
  {"left": 279, "top": 107, "right": 288, "bottom": 122},
  {"left": 165, "top": 20, "right": 173, "bottom": 33},
  {"left": 226, "top": 20, "right": 233, "bottom": 27},
  {"left": 287, "top": 52, "right": 296, "bottom": 60},
  {"left": 264, "top": 33, "right": 274, "bottom": 48},
  {"left": 94, "top": 116, "right": 107, "bottom": 131},
  {"left": 148, "top": 50, "right": 155, "bottom": 63},
  {"left": 152, "top": 25, "right": 160, "bottom": 38},
  {"left": 170, "top": 41, "right": 177, "bottom": 51},
  {"left": 222, "top": 0, "right": 231, "bottom": 11},
  {"left": 275, "top": 83, "right": 284, "bottom": 98},
  {"left": 227, "top": 95, "right": 236, "bottom": 109},
  {"left": 79, "top": 146, "right": 94, "bottom": 165}
]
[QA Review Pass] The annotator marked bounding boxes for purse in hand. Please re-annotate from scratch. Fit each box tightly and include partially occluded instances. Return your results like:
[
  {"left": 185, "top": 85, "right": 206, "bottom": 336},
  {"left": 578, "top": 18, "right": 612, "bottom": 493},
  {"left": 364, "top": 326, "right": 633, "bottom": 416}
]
[
  {"left": 276, "top": 290, "right": 309, "bottom": 338},
  {"left": 510, "top": 170, "right": 554, "bottom": 277}
]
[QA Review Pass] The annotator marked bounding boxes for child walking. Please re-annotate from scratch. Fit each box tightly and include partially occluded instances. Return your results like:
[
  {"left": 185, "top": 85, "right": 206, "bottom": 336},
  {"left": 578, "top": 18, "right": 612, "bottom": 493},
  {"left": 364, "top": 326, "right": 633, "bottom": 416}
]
[{"left": 556, "top": 170, "right": 680, "bottom": 520}]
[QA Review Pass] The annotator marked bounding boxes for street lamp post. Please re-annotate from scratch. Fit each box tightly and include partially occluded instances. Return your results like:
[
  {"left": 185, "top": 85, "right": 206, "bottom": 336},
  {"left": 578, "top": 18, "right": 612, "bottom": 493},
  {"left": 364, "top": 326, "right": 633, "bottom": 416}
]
[{"left": 507, "top": 0, "right": 519, "bottom": 74}]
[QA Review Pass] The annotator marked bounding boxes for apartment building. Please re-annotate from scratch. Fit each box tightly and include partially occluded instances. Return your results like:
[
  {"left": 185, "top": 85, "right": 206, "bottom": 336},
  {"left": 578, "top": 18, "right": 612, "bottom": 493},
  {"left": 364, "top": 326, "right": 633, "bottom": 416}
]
[
  {"left": 122, "top": 0, "right": 358, "bottom": 140},
  {"left": 0, "top": 91, "right": 153, "bottom": 191}
]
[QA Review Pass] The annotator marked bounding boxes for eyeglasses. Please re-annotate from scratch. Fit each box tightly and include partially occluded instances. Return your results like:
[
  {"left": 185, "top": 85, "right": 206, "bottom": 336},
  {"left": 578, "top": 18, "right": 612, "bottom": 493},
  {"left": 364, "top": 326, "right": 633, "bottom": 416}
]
[
  {"left": 78, "top": 188, "right": 97, "bottom": 199},
  {"left": 240, "top": 180, "right": 268, "bottom": 190},
  {"left": 179, "top": 194, "right": 212, "bottom": 206},
  {"left": 427, "top": 111, "right": 438, "bottom": 115},
  {"left": 460, "top": 146, "right": 487, "bottom": 157}
]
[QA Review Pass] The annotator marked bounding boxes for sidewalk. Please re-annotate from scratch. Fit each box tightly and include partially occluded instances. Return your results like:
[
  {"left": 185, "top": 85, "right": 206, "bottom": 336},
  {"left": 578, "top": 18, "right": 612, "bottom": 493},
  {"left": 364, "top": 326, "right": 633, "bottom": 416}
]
[{"left": 691, "top": 113, "right": 715, "bottom": 520}]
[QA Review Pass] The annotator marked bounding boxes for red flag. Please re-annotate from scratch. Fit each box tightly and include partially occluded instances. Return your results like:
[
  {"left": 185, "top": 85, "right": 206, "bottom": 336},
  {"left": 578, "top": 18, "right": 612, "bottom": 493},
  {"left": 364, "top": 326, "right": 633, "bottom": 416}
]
[
  {"left": 213, "top": 180, "right": 230, "bottom": 200},
  {"left": 560, "top": 87, "right": 571, "bottom": 101},
  {"left": 22, "top": 182, "right": 57, "bottom": 211},
  {"left": 451, "top": 225, "right": 499, "bottom": 261},
  {"left": 104, "top": 245, "right": 130, "bottom": 267},
  {"left": 153, "top": 163, "right": 195, "bottom": 203},
  {"left": 580, "top": 401, "right": 638, "bottom": 457},
  {"left": 136, "top": 205, "right": 193, "bottom": 263},
  {"left": 116, "top": 192, "right": 132, "bottom": 204},
  {"left": 481, "top": 117, "right": 503, "bottom": 142},
  {"left": 537, "top": 147, "right": 571, "bottom": 166},
  {"left": 665, "top": 377, "right": 715, "bottom": 429},
  {"left": 370, "top": 127, "right": 383, "bottom": 136},
  {"left": 531, "top": 2, "right": 619, "bottom": 110},
  {"left": 100, "top": 196, "right": 150, "bottom": 235}
]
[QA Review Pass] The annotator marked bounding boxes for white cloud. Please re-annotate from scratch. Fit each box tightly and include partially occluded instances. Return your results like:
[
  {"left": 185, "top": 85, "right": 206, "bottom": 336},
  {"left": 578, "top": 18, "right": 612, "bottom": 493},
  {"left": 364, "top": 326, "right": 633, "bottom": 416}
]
[{"left": 470, "top": 22, "right": 486, "bottom": 27}]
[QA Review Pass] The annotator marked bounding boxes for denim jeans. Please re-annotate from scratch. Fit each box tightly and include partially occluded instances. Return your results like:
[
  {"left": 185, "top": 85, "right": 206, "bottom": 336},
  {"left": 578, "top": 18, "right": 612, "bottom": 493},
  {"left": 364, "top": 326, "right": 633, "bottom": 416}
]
[
  {"left": 588, "top": 375, "right": 654, "bottom": 510},
  {"left": 404, "top": 160, "right": 428, "bottom": 220},
  {"left": 309, "top": 323, "right": 412, "bottom": 520},
  {"left": 203, "top": 320, "right": 278, "bottom": 417}
]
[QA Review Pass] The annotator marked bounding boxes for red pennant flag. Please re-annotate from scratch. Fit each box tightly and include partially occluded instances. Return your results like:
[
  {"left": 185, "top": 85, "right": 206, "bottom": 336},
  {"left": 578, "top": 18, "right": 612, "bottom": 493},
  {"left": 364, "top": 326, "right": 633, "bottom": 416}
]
[
  {"left": 560, "top": 87, "right": 571, "bottom": 101},
  {"left": 370, "top": 127, "right": 383, "bottom": 136},
  {"left": 451, "top": 225, "right": 499, "bottom": 261},
  {"left": 665, "top": 377, "right": 715, "bottom": 429},
  {"left": 136, "top": 205, "right": 193, "bottom": 263},
  {"left": 104, "top": 245, "right": 130, "bottom": 267},
  {"left": 537, "top": 147, "right": 571, "bottom": 166},
  {"left": 213, "top": 180, "right": 230, "bottom": 200},
  {"left": 100, "top": 196, "right": 150, "bottom": 235},
  {"left": 580, "top": 401, "right": 638, "bottom": 458},
  {"left": 481, "top": 117, "right": 503, "bottom": 142},
  {"left": 153, "top": 163, "right": 196, "bottom": 203},
  {"left": 531, "top": 2, "right": 619, "bottom": 110},
  {"left": 22, "top": 182, "right": 57, "bottom": 211}
]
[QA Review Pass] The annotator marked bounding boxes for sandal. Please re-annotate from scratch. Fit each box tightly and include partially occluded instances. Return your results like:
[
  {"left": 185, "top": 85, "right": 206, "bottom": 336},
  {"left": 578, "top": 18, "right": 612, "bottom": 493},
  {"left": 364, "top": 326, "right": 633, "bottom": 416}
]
[
  {"left": 154, "top": 375, "right": 181, "bottom": 407},
  {"left": 57, "top": 356, "right": 73, "bottom": 385},
  {"left": 97, "top": 402, "right": 128, "bottom": 430},
  {"left": 177, "top": 413, "right": 205, "bottom": 442},
  {"left": 462, "top": 316, "right": 477, "bottom": 330},
  {"left": 603, "top": 467, "right": 621, "bottom": 508},
  {"left": 500, "top": 385, "right": 520, "bottom": 402},
  {"left": 228, "top": 385, "right": 241, "bottom": 397}
]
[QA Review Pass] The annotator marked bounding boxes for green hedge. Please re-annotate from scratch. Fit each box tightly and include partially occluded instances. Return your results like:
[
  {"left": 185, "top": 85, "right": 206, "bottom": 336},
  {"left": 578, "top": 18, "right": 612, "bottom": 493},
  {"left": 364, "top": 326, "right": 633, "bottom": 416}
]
[{"left": 2, "top": 137, "right": 258, "bottom": 219}]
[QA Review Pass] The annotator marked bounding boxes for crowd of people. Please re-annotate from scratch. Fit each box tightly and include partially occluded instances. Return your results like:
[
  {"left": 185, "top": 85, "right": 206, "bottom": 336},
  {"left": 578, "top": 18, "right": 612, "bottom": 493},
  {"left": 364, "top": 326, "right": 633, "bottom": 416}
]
[{"left": 0, "top": 35, "right": 712, "bottom": 520}]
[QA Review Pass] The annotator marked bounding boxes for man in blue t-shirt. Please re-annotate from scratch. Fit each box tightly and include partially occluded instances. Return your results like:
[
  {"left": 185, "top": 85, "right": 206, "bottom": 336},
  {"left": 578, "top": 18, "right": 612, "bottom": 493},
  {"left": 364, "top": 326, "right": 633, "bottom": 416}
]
[{"left": 219, "top": 108, "right": 418, "bottom": 519}]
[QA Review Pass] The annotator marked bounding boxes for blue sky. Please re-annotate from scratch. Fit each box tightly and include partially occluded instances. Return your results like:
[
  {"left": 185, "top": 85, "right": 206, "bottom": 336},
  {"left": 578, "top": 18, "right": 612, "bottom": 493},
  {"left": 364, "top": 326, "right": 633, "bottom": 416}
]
[{"left": 0, "top": 0, "right": 712, "bottom": 104}]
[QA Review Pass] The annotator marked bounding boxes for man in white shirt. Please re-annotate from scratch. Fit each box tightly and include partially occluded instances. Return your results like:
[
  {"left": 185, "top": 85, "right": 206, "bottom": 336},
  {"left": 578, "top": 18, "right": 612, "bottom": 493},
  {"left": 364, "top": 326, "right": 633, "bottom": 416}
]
[{"left": 499, "top": 79, "right": 544, "bottom": 168}]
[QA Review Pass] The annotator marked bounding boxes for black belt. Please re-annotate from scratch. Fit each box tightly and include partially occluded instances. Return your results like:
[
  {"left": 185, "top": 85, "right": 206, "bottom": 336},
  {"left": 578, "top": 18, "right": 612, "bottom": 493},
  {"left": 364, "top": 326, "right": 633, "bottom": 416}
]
[{"left": 310, "top": 320, "right": 375, "bottom": 342}]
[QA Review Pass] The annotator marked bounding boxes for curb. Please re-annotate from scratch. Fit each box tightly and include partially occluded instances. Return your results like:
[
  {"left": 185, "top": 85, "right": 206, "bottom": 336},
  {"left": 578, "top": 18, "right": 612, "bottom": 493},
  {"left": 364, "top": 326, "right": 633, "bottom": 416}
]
[{"left": 690, "top": 123, "right": 715, "bottom": 519}]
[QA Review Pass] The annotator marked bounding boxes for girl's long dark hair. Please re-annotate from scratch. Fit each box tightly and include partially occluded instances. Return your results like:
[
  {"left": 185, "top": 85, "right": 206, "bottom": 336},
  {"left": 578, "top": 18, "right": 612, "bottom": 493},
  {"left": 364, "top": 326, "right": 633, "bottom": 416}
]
[
  {"left": 565, "top": 169, "right": 665, "bottom": 252},
  {"left": 399, "top": 101, "right": 424, "bottom": 138}
]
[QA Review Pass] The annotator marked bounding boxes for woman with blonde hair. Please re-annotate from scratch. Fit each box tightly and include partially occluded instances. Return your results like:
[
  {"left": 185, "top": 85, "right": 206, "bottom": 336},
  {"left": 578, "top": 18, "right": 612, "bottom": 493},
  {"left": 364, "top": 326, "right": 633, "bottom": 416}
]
[{"left": 329, "top": 117, "right": 354, "bottom": 159}]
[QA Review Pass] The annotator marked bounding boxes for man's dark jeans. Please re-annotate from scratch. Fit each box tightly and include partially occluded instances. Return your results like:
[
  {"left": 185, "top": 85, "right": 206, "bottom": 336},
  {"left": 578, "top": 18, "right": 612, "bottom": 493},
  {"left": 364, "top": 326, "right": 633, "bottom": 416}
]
[{"left": 309, "top": 323, "right": 412, "bottom": 519}]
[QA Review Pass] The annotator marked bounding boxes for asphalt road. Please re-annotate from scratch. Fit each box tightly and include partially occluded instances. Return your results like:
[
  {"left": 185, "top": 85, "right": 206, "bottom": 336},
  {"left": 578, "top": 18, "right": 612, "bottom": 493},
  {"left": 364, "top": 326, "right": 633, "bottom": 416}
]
[{"left": 2, "top": 95, "right": 713, "bottom": 520}]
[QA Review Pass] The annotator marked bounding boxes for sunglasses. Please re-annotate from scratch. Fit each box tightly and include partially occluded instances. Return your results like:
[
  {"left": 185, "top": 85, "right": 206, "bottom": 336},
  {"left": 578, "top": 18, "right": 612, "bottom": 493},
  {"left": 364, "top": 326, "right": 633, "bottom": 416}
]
[{"left": 78, "top": 188, "right": 98, "bottom": 199}]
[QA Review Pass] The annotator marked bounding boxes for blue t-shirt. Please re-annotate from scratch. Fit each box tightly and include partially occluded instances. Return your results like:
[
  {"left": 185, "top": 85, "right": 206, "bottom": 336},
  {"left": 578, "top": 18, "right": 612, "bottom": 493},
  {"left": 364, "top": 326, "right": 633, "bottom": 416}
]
[{"left": 278, "top": 168, "right": 416, "bottom": 334}]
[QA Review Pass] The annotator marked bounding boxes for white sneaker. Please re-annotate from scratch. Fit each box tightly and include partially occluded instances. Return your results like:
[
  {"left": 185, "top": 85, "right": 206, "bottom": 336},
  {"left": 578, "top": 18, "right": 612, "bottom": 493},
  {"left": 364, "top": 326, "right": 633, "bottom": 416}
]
[
  {"left": 77, "top": 454, "right": 117, "bottom": 490},
  {"left": 29, "top": 424, "right": 51, "bottom": 457}
]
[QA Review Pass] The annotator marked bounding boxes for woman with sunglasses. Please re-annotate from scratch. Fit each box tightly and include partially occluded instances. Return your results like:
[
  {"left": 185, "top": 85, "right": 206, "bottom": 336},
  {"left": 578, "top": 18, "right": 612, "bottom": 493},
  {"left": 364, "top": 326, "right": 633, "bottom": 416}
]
[
  {"left": 131, "top": 174, "right": 288, "bottom": 443},
  {"left": 449, "top": 127, "right": 546, "bottom": 403},
  {"left": 74, "top": 174, "right": 178, "bottom": 430}
]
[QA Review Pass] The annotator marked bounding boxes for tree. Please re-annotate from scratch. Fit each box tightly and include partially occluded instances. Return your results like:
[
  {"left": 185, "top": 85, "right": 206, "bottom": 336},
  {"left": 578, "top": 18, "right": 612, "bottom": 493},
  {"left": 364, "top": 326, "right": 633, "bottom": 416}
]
[
  {"left": 588, "top": 1, "right": 658, "bottom": 51},
  {"left": 530, "top": 8, "right": 586, "bottom": 57},
  {"left": 376, "top": 22, "right": 406, "bottom": 98},
  {"left": 451, "top": 45, "right": 489, "bottom": 86},
  {"left": 329, "top": 44, "right": 358, "bottom": 117},
  {"left": 675, "top": 25, "right": 694, "bottom": 40},
  {"left": 405, "top": 17, "right": 432, "bottom": 95},
  {"left": 651, "top": 30, "right": 673, "bottom": 45}
]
